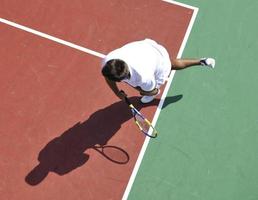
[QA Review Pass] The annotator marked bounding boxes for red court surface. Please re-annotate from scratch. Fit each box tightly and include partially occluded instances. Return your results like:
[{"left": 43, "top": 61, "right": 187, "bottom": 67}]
[{"left": 0, "top": 1, "right": 193, "bottom": 199}]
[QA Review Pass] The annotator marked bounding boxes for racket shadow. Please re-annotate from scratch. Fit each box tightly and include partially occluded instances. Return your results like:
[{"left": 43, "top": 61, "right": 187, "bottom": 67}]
[
  {"left": 92, "top": 145, "right": 130, "bottom": 164},
  {"left": 25, "top": 97, "right": 156, "bottom": 186}
]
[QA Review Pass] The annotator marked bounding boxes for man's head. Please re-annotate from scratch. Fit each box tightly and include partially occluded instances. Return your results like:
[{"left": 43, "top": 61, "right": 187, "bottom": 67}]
[{"left": 102, "top": 59, "right": 130, "bottom": 82}]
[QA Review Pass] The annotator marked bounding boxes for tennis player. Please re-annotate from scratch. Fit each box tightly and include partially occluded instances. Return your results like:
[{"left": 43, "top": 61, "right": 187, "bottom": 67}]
[{"left": 101, "top": 39, "right": 215, "bottom": 103}]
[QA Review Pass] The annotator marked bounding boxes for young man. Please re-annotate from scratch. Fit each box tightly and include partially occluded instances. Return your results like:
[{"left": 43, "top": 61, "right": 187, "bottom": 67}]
[{"left": 101, "top": 39, "right": 215, "bottom": 103}]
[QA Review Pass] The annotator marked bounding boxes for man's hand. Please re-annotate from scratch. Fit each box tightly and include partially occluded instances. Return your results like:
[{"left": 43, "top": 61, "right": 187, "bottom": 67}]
[{"left": 117, "top": 90, "right": 127, "bottom": 101}]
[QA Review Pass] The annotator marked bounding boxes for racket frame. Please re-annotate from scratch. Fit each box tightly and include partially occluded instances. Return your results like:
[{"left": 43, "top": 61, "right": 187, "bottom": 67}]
[{"left": 125, "top": 97, "right": 157, "bottom": 138}]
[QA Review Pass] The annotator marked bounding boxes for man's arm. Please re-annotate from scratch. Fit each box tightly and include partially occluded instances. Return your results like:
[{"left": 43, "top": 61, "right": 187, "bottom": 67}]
[{"left": 104, "top": 77, "right": 127, "bottom": 100}]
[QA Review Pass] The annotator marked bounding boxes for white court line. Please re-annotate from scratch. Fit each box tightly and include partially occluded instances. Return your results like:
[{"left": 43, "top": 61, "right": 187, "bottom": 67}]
[
  {"left": 0, "top": 18, "right": 106, "bottom": 58},
  {"left": 122, "top": 2, "right": 199, "bottom": 200},
  {"left": 162, "top": 0, "right": 198, "bottom": 10}
]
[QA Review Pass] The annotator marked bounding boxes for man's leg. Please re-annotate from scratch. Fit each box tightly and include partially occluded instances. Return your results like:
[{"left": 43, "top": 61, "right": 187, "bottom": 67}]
[{"left": 172, "top": 58, "right": 215, "bottom": 70}]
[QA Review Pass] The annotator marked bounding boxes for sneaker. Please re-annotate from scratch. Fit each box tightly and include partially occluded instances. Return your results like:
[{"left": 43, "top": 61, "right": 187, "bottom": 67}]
[
  {"left": 140, "top": 89, "right": 160, "bottom": 104},
  {"left": 200, "top": 58, "right": 216, "bottom": 68}
]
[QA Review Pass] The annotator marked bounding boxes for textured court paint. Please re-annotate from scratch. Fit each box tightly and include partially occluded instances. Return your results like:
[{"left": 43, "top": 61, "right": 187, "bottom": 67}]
[
  {"left": 0, "top": 1, "right": 192, "bottom": 200},
  {"left": 0, "top": 0, "right": 192, "bottom": 55},
  {"left": 128, "top": 1, "right": 258, "bottom": 200}
]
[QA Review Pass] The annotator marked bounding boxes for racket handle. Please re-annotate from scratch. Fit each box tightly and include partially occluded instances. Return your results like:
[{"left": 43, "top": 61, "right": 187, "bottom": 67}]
[{"left": 120, "top": 90, "right": 130, "bottom": 105}]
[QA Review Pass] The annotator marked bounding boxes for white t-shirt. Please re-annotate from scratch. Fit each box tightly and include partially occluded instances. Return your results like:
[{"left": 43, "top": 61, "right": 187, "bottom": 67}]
[{"left": 102, "top": 39, "right": 171, "bottom": 91}]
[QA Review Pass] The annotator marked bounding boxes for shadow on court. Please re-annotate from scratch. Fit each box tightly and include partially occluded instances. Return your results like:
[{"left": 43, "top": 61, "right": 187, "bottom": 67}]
[
  {"left": 162, "top": 94, "right": 183, "bottom": 109},
  {"left": 25, "top": 95, "right": 182, "bottom": 186}
]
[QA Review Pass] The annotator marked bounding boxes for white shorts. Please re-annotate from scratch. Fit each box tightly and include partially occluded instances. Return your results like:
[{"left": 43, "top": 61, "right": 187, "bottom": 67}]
[{"left": 143, "top": 39, "right": 171, "bottom": 88}]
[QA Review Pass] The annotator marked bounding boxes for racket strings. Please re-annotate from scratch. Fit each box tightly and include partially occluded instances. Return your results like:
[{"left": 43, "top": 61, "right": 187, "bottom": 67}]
[
  {"left": 130, "top": 106, "right": 158, "bottom": 138},
  {"left": 134, "top": 114, "right": 151, "bottom": 133}
]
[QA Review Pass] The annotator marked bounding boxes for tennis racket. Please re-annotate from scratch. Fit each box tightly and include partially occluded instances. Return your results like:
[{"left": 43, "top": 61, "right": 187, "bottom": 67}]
[{"left": 124, "top": 96, "right": 158, "bottom": 138}]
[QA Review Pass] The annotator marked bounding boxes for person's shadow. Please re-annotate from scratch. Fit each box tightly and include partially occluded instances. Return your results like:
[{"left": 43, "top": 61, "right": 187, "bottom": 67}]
[{"left": 25, "top": 95, "right": 182, "bottom": 186}]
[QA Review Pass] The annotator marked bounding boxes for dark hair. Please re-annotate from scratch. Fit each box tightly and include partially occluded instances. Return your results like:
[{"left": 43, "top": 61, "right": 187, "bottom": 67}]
[{"left": 102, "top": 59, "right": 129, "bottom": 82}]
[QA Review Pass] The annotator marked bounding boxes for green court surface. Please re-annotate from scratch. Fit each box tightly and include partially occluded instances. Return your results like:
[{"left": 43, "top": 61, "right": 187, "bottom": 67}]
[{"left": 128, "top": 1, "right": 258, "bottom": 200}]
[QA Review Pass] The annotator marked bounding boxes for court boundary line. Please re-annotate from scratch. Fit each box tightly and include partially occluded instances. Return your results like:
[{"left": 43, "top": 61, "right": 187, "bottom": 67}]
[
  {"left": 122, "top": 2, "right": 199, "bottom": 200},
  {"left": 0, "top": 18, "right": 106, "bottom": 58},
  {"left": 162, "top": 0, "right": 198, "bottom": 10}
]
